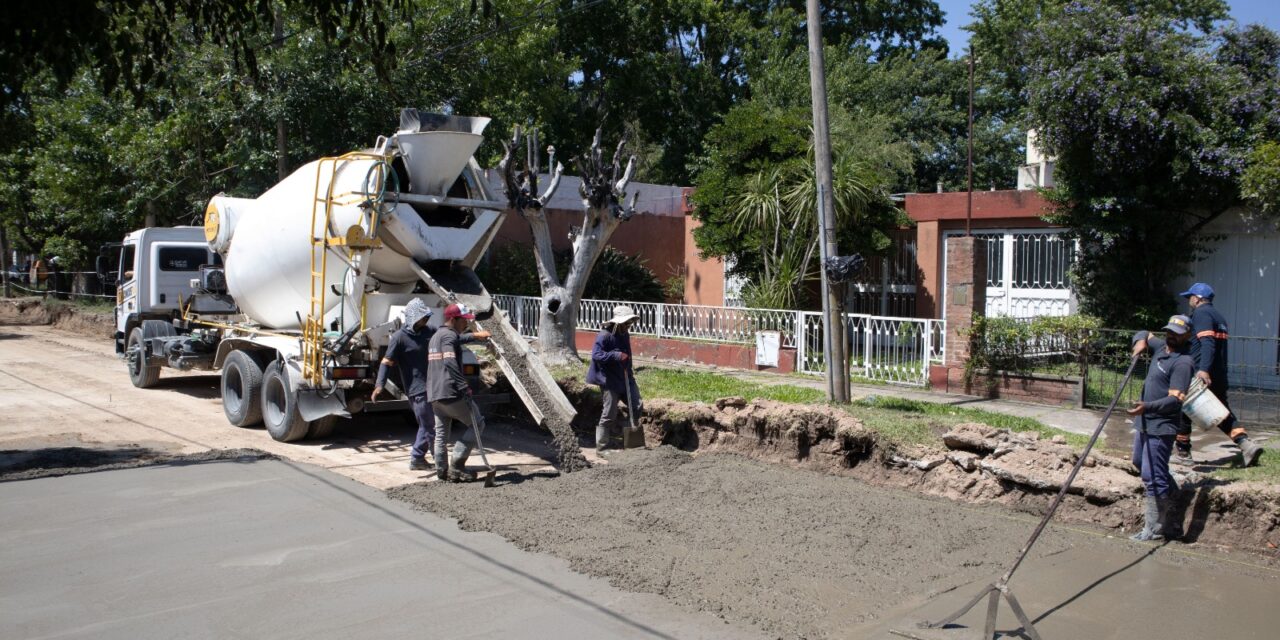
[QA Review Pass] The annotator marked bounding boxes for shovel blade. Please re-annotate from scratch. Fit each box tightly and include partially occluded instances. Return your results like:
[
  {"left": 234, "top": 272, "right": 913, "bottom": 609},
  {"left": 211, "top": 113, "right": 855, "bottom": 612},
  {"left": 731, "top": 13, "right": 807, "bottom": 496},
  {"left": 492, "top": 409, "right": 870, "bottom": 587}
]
[{"left": 623, "top": 425, "right": 645, "bottom": 449}]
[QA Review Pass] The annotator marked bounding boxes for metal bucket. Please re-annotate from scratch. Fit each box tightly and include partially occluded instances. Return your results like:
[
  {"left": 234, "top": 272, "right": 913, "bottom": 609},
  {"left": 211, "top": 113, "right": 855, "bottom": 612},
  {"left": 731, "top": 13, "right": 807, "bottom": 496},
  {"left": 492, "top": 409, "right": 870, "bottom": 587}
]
[{"left": 1183, "top": 377, "right": 1230, "bottom": 431}]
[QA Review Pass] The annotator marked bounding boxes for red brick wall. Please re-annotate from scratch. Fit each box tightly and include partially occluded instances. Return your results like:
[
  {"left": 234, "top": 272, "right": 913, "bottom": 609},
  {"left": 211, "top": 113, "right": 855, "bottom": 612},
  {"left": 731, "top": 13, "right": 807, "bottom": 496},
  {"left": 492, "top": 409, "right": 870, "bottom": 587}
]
[
  {"left": 573, "top": 330, "right": 796, "bottom": 374},
  {"left": 934, "top": 365, "right": 1083, "bottom": 408},
  {"left": 492, "top": 209, "right": 688, "bottom": 288}
]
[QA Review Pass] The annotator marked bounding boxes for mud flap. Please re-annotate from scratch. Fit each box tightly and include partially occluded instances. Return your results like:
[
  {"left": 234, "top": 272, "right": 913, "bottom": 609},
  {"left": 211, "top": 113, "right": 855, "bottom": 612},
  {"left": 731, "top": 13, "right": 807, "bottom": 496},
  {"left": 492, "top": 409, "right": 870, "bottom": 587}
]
[
  {"left": 281, "top": 360, "right": 351, "bottom": 422},
  {"left": 297, "top": 389, "right": 350, "bottom": 422}
]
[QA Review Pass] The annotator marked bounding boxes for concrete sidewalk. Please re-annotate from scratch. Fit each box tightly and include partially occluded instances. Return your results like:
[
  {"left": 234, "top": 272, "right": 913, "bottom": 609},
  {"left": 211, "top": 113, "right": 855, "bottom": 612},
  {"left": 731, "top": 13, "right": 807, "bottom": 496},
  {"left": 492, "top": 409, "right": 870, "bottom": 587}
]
[{"left": 0, "top": 457, "right": 761, "bottom": 640}]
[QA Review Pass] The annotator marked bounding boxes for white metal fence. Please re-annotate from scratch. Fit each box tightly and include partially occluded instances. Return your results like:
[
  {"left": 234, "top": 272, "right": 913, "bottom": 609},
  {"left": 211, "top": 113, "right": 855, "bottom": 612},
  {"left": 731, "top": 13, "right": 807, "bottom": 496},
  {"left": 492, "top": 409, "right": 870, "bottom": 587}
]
[{"left": 492, "top": 294, "right": 945, "bottom": 387}]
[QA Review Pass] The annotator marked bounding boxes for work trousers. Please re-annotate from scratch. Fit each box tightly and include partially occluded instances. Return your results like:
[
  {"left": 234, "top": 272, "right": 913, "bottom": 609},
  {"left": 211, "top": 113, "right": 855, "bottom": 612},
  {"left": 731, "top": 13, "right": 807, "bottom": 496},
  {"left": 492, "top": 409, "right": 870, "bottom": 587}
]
[
  {"left": 596, "top": 379, "right": 641, "bottom": 448},
  {"left": 1176, "top": 380, "right": 1243, "bottom": 443},
  {"left": 1132, "top": 429, "right": 1176, "bottom": 497},
  {"left": 432, "top": 397, "right": 485, "bottom": 468},
  {"left": 409, "top": 393, "right": 436, "bottom": 461}
]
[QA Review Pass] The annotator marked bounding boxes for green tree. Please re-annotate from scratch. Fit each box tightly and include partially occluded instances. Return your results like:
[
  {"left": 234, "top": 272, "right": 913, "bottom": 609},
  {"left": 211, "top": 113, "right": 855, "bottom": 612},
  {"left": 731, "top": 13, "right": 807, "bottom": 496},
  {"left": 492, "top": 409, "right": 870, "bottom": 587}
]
[{"left": 1024, "top": 2, "right": 1279, "bottom": 325}]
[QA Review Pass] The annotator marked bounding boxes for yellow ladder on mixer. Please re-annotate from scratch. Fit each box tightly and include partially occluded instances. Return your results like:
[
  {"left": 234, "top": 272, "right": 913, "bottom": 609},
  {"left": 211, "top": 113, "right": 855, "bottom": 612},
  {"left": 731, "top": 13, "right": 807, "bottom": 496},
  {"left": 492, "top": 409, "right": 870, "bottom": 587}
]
[{"left": 302, "top": 152, "right": 389, "bottom": 386}]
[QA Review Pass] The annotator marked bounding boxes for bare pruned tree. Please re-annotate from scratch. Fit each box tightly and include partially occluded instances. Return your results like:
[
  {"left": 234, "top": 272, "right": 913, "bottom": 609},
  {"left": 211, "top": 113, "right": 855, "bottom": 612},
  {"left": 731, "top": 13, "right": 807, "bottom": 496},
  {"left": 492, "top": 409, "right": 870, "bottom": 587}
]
[{"left": 500, "top": 126, "right": 637, "bottom": 364}]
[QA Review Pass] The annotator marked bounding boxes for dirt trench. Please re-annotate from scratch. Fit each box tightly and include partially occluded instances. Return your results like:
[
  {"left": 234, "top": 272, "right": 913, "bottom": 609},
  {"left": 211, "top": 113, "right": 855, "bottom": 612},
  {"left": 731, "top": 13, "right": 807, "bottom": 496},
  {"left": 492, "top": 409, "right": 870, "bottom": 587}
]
[
  {"left": 630, "top": 396, "right": 1280, "bottom": 552},
  {"left": 0, "top": 298, "right": 114, "bottom": 338}
]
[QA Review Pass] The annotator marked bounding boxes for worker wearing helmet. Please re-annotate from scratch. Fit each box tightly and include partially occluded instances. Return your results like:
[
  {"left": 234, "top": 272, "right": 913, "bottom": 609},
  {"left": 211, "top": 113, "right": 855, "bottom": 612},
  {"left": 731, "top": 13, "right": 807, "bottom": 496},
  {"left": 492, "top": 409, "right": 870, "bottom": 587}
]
[
  {"left": 1175, "top": 283, "right": 1263, "bottom": 467},
  {"left": 1128, "top": 315, "right": 1196, "bottom": 541},
  {"left": 586, "top": 304, "right": 642, "bottom": 452},
  {"left": 427, "top": 303, "right": 491, "bottom": 481},
  {"left": 373, "top": 298, "right": 436, "bottom": 472}
]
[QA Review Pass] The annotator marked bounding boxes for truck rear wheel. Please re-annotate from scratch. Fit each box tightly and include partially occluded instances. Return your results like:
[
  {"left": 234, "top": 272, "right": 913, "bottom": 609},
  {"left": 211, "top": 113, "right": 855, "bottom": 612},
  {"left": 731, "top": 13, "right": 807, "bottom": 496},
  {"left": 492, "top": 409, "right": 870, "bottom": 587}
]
[
  {"left": 126, "top": 328, "right": 161, "bottom": 389},
  {"left": 222, "top": 350, "right": 265, "bottom": 427},
  {"left": 307, "top": 415, "right": 339, "bottom": 439},
  {"left": 261, "top": 361, "right": 309, "bottom": 442}
]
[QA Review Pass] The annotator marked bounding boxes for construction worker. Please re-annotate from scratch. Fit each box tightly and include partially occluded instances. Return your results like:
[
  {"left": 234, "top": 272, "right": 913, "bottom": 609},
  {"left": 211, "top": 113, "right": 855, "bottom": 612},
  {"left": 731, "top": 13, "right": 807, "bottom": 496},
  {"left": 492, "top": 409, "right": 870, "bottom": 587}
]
[
  {"left": 372, "top": 298, "right": 436, "bottom": 471},
  {"left": 1175, "top": 283, "right": 1264, "bottom": 466},
  {"left": 427, "top": 303, "right": 491, "bottom": 481},
  {"left": 1128, "top": 315, "right": 1196, "bottom": 541},
  {"left": 586, "top": 304, "right": 642, "bottom": 452}
]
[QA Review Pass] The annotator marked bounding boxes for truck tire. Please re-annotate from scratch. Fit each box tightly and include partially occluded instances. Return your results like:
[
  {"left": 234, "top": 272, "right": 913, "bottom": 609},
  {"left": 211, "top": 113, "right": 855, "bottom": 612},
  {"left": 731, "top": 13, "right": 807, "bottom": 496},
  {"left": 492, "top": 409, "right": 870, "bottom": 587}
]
[
  {"left": 261, "top": 360, "right": 310, "bottom": 442},
  {"left": 307, "top": 415, "right": 339, "bottom": 439},
  {"left": 126, "top": 327, "right": 161, "bottom": 389},
  {"left": 221, "top": 350, "right": 265, "bottom": 427}
]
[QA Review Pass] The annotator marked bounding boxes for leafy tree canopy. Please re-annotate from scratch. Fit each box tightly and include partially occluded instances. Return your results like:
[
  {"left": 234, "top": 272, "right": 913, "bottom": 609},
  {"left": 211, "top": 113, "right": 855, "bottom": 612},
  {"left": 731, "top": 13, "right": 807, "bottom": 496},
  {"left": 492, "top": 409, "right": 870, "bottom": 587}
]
[{"left": 1024, "top": 1, "right": 1279, "bottom": 325}]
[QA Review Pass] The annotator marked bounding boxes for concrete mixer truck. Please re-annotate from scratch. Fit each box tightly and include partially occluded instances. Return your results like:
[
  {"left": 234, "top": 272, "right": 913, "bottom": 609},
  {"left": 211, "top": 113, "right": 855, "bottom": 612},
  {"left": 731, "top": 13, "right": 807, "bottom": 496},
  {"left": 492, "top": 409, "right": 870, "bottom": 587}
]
[{"left": 107, "top": 110, "right": 577, "bottom": 448}]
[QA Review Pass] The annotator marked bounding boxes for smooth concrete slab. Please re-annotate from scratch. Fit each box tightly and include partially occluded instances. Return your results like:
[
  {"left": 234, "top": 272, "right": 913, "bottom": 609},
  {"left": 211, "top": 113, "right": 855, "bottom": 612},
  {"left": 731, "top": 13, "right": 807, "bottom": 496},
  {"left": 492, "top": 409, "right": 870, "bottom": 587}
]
[
  {"left": 0, "top": 458, "right": 761, "bottom": 640},
  {"left": 864, "top": 541, "right": 1280, "bottom": 639}
]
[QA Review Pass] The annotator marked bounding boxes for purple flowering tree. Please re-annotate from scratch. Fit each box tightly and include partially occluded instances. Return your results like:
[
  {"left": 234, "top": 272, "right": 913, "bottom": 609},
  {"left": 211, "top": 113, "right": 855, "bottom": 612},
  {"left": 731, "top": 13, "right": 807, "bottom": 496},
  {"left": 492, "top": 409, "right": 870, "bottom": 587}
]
[{"left": 1023, "top": 1, "right": 1280, "bottom": 325}]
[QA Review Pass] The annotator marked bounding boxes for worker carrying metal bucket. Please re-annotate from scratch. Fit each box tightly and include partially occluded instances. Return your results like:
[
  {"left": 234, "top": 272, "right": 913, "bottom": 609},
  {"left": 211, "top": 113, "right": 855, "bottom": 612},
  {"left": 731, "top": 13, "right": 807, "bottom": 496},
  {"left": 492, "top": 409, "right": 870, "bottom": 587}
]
[
  {"left": 1175, "top": 282, "right": 1264, "bottom": 467},
  {"left": 428, "top": 303, "right": 492, "bottom": 482},
  {"left": 586, "top": 304, "right": 643, "bottom": 453}
]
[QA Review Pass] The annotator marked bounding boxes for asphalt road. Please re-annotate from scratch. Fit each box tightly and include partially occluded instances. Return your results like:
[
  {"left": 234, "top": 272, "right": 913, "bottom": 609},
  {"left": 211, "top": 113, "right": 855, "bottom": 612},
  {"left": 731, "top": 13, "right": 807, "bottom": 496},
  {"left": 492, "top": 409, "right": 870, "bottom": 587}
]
[{"left": 0, "top": 456, "right": 761, "bottom": 640}]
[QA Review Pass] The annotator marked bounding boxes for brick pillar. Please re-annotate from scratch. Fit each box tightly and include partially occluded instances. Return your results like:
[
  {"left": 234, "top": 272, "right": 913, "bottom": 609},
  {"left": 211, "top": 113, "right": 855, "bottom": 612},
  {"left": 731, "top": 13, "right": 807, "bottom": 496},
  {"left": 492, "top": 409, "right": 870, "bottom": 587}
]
[{"left": 944, "top": 236, "right": 988, "bottom": 371}]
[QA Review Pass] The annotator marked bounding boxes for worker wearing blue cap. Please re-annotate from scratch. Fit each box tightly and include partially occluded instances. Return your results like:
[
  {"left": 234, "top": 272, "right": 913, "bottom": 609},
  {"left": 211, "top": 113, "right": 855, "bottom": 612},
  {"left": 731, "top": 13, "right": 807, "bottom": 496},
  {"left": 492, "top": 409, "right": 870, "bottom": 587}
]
[{"left": 1176, "top": 283, "right": 1263, "bottom": 467}]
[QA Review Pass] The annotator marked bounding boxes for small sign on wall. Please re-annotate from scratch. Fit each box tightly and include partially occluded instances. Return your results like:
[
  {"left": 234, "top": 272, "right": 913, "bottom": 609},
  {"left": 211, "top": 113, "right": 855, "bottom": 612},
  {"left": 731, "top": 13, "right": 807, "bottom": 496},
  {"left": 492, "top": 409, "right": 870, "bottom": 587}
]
[{"left": 755, "top": 330, "right": 780, "bottom": 368}]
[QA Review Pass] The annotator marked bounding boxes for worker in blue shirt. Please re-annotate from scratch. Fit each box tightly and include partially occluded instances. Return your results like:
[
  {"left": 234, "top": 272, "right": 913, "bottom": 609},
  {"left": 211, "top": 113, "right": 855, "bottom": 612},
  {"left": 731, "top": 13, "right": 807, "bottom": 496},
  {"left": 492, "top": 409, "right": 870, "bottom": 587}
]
[
  {"left": 1128, "top": 315, "right": 1196, "bottom": 542},
  {"left": 373, "top": 298, "right": 437, "bottom": 472},
  {"left": 1175, "top": 283, "right": 1263, "bottom": 467},
  {"left": 586, "top": 304, "right": 642, "bottom": 452}
]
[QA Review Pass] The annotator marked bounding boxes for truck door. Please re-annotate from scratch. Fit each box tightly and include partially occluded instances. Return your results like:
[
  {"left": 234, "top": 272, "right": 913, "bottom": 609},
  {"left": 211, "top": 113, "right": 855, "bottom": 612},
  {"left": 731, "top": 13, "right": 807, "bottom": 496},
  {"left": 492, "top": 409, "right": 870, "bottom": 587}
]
[{"left": 116, "top": 243, "right": 138, "bottom": 350}]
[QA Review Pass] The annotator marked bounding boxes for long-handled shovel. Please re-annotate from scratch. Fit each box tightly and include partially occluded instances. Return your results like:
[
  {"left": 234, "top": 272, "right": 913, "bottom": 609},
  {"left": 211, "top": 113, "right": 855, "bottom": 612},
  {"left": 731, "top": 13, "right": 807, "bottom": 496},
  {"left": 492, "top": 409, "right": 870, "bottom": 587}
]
[
  {"left": 622, "top": 367, "right": 644, "bottom": 449},
  {"left": 467, "top": 400, "right": 498, "bottom": 488},
  {"left": 892, "top": 353, "right": 1143, "bottom": 640}
]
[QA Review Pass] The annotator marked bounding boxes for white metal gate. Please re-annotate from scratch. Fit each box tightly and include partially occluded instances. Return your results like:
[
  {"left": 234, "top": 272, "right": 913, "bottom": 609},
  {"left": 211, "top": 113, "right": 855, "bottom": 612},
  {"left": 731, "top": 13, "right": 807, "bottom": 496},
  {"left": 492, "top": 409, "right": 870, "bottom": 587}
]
[
  {"left": 944, "top": 230, "right": 1076, "bottom": 318},
  {"left": 493, "top": 294, "right": 942, "bottom": 388}
]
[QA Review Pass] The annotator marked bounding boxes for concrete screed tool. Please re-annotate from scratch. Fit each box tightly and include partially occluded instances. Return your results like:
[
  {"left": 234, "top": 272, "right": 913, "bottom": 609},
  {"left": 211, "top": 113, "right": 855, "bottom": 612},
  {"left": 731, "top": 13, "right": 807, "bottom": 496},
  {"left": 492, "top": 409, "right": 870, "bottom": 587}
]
[{"left": 889, "top": 354, "right": 1143, "bottom": 640}]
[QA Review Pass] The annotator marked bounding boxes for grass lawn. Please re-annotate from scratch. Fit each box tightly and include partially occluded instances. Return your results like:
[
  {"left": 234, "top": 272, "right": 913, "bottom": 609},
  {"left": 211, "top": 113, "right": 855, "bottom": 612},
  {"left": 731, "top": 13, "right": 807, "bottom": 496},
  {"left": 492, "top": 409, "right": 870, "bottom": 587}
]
[
  {"left": 620, "top": 367, "right": 1086, "bottom": 449},
  {"left": 1203, "top": 451, "right": 1280, "bottom": 483}
]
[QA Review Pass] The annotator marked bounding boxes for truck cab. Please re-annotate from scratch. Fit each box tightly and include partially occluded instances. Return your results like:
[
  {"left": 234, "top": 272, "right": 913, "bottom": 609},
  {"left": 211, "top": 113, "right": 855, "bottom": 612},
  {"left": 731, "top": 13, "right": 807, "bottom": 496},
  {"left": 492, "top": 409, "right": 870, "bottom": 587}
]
[{"left": 112, "top": 227, "right": 222, "bottom": 354}]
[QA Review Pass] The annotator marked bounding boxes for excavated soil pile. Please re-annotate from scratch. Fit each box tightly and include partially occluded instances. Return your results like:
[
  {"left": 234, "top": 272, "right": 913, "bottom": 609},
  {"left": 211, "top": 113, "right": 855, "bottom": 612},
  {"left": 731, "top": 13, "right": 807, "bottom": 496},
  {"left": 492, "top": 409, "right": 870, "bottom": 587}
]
[
  {"left": 637, "top": 398, "right": 1280, "bottom": 550},
  {"left": 389, "top": 446, "right": 1079, "bottom": 639},
  {"left": 0, "top": 298, "right": 114, "bottom": 338},
  {"left": 0, "top": 446, "right": 274, "bottom": 481},
  {"left": 475, "top": 317, "right": 590, "bottom": 472}
]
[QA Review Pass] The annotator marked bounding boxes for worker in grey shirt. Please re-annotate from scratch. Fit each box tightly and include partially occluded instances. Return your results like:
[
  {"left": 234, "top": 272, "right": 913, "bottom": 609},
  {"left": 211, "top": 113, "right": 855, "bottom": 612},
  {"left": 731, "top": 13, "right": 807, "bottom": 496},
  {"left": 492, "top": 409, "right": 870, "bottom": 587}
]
[
  {"left": 1128, "top": 314, "right": 1195, "bottom": 541},
  {"left": 428, "top": 303, "right": 491, "bottom": 481},
  {"left": 373, "top": 298, "right": 436, "bottom": 471}
]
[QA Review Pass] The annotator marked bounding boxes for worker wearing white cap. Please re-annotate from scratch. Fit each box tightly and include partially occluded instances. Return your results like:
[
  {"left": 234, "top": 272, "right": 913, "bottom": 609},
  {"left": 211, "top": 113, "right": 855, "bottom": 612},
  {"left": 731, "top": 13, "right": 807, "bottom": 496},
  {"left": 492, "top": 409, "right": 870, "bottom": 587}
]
[
  {"left": 586, "top": 304, "right": 642, "bottom": 452},
  {"left": 373, "top": 298, "right": 436, "bottom": 472}
]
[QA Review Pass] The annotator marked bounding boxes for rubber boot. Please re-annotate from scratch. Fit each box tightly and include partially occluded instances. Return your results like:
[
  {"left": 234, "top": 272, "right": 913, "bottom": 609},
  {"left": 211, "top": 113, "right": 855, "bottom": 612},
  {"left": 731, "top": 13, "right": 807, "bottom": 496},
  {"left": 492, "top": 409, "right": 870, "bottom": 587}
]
[
  {"left": 448, "top": 443, "right": 476, "bottom": 482},
  {"left": 595, "top": 424, "right": 611, "bottom": 452},
  {"left": 1130, "top": 496, "right": 1164, "bottom": 541},
  {"left": 434, "top": 451, "right": 449, "bottom": 481},
  {"left": 1172, "top": 439, "right": 1194, "bottom": 466},
  {"left": 1157, "top": 496, "right": 1182, "bottom": 541},
  {"left": 1237, "top": 437, "right": 1264, "bottom": 468}
]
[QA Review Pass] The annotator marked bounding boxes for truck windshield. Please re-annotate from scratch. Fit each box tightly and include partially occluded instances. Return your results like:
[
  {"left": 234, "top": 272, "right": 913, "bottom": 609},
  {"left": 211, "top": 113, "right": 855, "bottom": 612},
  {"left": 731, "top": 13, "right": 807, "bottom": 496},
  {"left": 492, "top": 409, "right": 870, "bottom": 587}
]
[{"left": 159, "top": 247, "right": 218, "bottom": 271}]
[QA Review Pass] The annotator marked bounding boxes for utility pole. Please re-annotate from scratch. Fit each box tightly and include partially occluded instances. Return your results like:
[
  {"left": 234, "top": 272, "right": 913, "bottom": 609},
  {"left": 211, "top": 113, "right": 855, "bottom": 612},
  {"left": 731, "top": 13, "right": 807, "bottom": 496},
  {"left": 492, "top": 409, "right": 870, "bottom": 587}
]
[
  {"left": 966, "top": 46, "right": 974, "bottom": 236},
  {"left": 805, "top": 0, "right": 849, "bottom": 403},
  {"left": 274, "top": 11, "right": 289, "bottom": 182}
]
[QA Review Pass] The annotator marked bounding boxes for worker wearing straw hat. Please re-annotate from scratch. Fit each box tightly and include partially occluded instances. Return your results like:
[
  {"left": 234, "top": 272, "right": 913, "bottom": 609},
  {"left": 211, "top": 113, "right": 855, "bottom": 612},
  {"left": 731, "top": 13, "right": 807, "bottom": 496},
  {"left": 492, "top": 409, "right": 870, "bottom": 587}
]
[{"left": 586, "top": 304, "right": 643, "bottom": 452}]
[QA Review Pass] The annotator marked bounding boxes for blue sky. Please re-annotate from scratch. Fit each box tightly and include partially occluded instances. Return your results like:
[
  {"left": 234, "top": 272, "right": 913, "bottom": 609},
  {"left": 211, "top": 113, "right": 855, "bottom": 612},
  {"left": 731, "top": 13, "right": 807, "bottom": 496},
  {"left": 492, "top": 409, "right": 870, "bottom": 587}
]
[{"left": 935, "top": 0, "right": 1279, "bottom": 56}]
